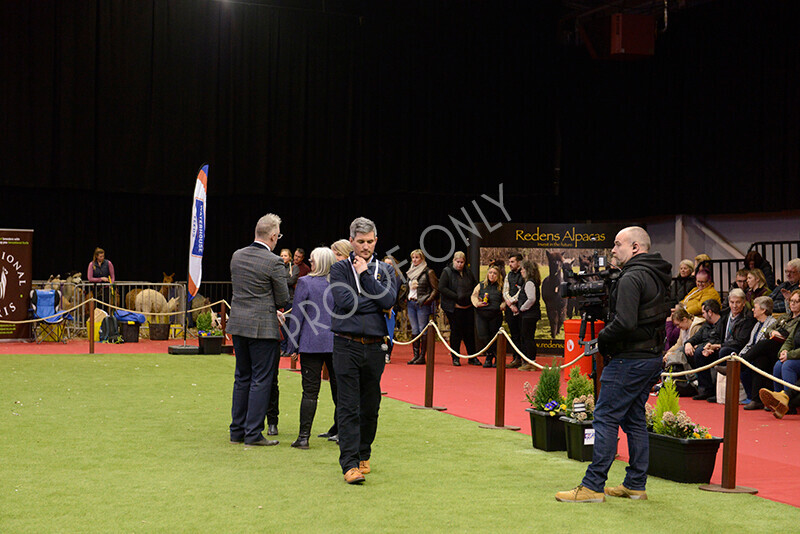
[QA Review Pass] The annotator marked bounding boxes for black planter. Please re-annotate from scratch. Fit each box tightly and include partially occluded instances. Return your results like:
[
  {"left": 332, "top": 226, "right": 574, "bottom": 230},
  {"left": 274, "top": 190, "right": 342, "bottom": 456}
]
[
  {"left": 527, "top": 408, "right": 566, "bottom": 451},
  {"left": 198, "top": 335, "right": 224, "bottom": 355},
  {"left": 560, "top": 417, "right": 595, "bottom": 462},
  {"left": 647, "top": 432, "right": 723, "bottom": 484},
  {"left": 149, "top": 323, "right": 170, "bottom": 340}
]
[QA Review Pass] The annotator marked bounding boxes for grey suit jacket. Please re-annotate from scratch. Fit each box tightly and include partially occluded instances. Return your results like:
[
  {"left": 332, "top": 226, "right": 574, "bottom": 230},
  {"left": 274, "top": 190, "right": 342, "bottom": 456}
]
[{"left": 226, "top": 242, "right": 290, "bottom": 340}]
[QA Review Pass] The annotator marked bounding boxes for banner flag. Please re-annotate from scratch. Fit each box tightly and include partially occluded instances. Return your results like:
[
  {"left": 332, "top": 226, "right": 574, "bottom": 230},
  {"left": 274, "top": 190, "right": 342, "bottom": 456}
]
[{"left": 188, "top": 164, "right": 208, "bottom": 301}]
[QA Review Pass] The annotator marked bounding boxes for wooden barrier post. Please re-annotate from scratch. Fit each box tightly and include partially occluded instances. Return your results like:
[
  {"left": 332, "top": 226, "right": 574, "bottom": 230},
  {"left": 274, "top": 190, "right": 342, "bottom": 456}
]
[
  {"left": 699, "top": 358, "right": 757, "bottom": 494},
  {"left": 88, "top": 299, "right": 95, "bottom": 354},
  {"left": 411, "top": 323, "right": 446, "bottom": 411},
  {"left": 480, "top": 331, "right": 520, "bottom": 430}
]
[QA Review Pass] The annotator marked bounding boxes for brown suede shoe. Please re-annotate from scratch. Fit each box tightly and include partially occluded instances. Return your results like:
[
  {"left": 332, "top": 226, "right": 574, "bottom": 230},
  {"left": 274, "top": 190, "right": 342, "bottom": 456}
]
[
  {"left": 344, "top": 468, "right": 365, "bottom": 484},
  {"left": 555, "top": 485, "right": 605, "bottom": 503},
  {"left": 604, "top": 484, "right": 648, "bottom": 500},
  {"left": 518, "top": 363, "right": 536, "bottom": 371},
  {"left": 359, "top": 460, "right": 371, "bottom": 474},
  {"left": 759, "top": 389, "right": 790, "bottom": 419}
]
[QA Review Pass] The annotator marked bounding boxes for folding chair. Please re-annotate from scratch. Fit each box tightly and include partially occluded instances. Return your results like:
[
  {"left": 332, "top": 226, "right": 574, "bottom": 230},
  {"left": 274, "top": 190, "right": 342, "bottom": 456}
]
[{"left": 30, "top": 289, "right": 72, "bottom": 343}]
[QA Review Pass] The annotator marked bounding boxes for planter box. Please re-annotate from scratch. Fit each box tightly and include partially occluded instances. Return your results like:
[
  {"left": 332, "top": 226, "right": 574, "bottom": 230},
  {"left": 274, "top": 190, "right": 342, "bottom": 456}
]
[
  {"left": 198, "top": 335, "right": 224, "bottom": 355},
  {"left": 647, "top": 432, "right": 723, "bottom": 484},
  {"left": 119, "top": 322, "right": 140, "bottom": 343},
  {"left": 527, "top": 408, "right": 566, "bottom": 451},
  {"left": 149, "top": 323, "right": 170, "bottom": 340},
  {"left": 560, "top": 417, "right": 595, "bottom": 462}
]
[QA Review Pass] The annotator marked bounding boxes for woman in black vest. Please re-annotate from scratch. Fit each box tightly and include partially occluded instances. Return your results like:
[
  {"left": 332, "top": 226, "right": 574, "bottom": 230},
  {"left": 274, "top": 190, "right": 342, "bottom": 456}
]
[
  {"left": 471, "top": 265, "right": 505, "bottom": 368},
  {"left": 87, "top": 247, "right": 116, "bottom": 308},
  {"left": 517, "top": 260, "right": 542, "bottom": 371}
]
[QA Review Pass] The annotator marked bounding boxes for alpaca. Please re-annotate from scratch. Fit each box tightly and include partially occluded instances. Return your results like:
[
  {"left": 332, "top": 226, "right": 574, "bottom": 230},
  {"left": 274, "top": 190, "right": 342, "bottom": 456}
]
[
  {"left": 135, "top": 289, "right": 179, "bottom": 324},
  {"left": 160, "top": 272, "right": 175, "bottom": 299},
  {"left": 61, "top": 272, "right": 82, "bottom": 310},
  {"left": 542, "top": 251, "right": 568, "bottom": 339},
  {"left": 125, "top": 289, "right": 143, "bottom": 312}
]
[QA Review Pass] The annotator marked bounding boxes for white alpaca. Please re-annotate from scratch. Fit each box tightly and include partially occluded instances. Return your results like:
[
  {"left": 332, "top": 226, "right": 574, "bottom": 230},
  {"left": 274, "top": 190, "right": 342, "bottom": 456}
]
[{"left": 135, "top": 289, "right": 179, "bottom": 324}]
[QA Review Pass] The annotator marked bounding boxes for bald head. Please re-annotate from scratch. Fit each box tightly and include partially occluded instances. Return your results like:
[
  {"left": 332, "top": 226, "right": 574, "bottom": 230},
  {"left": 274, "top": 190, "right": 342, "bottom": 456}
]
[{"left": 611, "top": 226, "right": 651, "bottom": 267}]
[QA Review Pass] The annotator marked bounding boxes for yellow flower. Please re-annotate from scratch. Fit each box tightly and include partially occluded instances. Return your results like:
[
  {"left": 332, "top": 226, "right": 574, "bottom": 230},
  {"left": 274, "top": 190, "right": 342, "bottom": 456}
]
[
  {"left": 549, "top": 411, "right": 555, "bottom": 416},
  {"left": 559, "top": 404, "right": 567, "bottom": 412},
  {"left": 692, "top": 432, "right": 699, "bottom": 439},
  {"left": 704, "top": 434, "right": 712, "bottom": 439}
]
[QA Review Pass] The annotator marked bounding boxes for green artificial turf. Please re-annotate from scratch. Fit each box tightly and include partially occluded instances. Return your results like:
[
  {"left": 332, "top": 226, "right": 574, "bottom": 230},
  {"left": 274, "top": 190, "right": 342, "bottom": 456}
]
[{"left": 2, "top": 353, "right": 798, "bottom": 532}]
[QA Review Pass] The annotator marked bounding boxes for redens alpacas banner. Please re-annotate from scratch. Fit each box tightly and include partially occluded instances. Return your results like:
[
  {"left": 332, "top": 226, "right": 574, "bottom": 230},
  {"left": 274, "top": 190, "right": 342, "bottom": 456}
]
[
  {"left": 188, "top": 165, "right": 208, "bottom": 301},
  {"left": 0, "top": 229, "right": 33, "bottom": 340}
]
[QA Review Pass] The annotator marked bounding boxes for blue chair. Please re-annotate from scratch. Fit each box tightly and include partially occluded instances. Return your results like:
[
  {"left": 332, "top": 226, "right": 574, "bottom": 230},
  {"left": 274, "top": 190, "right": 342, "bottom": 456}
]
[{"left": 30, "top": 289, "right": 72, "bottom": 343}]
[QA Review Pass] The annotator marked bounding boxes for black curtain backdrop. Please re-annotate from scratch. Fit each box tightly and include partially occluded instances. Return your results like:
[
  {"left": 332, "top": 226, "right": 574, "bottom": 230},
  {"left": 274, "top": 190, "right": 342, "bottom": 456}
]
[{"left": 2, "top": 0, "right": 799, "bottom": 281}]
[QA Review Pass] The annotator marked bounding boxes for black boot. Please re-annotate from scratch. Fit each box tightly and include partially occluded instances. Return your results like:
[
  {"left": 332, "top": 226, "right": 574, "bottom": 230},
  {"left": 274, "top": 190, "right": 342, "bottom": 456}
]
[
  {"left": 408, "top": 339, "right": 421, "bottom": 365},
  {"left": 483, "top": 353, "right": 494, "bottom": 368},
  {"left": 415, "top": 334, "right": 427, "bottom": 365},
  {"left": 452, "top": 355, "right": 461, "bottom": 366},
  {"left": 468, "top": 356, "right": 482, "bottom": 366},
  {"left": 292, "top": 398, "right": 316, "bottom": 449}
]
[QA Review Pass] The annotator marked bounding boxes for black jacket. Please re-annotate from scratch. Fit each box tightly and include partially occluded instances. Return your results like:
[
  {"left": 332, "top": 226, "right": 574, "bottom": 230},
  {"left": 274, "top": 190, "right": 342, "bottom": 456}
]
[
  {"left": 439, "top": 266, "right": 477, "bottom": 314},
  {"left": 330, "top": 255, "right": 397, "bottom": 337},
  {"left": 685, "top": 317, "right": 725, "bottom": 348},
  {"left": 720, "top": 310, "right": 756, "bottom": 353},
  {"left": 668, "top": 275, "right": 695, "bottom": 307},
  {"left": 598, "top": 252, "right": 672, "bottom": 358}
]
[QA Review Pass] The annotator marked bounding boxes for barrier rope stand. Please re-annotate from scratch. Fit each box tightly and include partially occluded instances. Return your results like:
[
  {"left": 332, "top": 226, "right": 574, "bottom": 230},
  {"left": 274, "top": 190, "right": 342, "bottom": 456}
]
[
  {"left": 478, "top": 331, "right": 521, "bottom": 431},
  {"left": 411, "top": 322, "right": 446, "bottom": 411},
  {"left": 89, "top": 299, "right": 95, "bottom": 354}
]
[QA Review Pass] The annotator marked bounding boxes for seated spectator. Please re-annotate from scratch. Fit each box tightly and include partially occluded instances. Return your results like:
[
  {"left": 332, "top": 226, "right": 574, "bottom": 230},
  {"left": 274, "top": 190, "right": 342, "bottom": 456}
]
[
  {"left": 668, "top": 259, "right": 696, "bottom": 308},
  {"left": 694, "top": 254, "right": 712, "bottom": 275},
  {"left": 730, "top": 268, "right": 750, "bottom": 293},
  {"left": 684, "top": 299, "right": 725, "bottom": 400},
  {"left": 769, "top": 258, "right": 800, "bottom": 314},
  {"left": 687, "top": 291, "right": 755, "bottom": 401},
  {"left": 761, "top": 291, "right": 800, "bottom": 418},
  {"left": 739, "top": 296, "right": 778, "bottom": 409},
  {"left": 664, "top": 306, "right": 705, "bottom": 369},
  {"left": 745, "top": 250, "right": 775, "bottom": 289},
  {"left": 745, "top": 268, "right": 770, "bottom": 309},
  {"left": 680, "top": 268, "right": 721, "bottom": 317}
]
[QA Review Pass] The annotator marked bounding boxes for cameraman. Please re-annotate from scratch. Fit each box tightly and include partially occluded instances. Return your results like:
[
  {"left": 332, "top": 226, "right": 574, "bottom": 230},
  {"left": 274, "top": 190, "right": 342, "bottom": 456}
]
[{"left": 557, "top": 226, "right": 671, "bottom": 503}]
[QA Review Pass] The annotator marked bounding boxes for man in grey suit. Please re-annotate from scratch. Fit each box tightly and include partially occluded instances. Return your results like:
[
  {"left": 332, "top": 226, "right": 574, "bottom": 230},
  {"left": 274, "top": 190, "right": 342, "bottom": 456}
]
[{"left": 227, "top": 213, "right": 290, "bottom": 446}]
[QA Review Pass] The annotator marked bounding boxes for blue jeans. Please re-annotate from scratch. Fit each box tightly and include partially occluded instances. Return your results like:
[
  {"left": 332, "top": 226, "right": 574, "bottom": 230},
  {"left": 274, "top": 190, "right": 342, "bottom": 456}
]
[
  {"left": 582, "top": 357, "right": 663, "bottom": 492},
  {"left": 407, "top": 300, "right": 433, "bottom": 335},
  {"left": 773, "top": 359, "right": 800, "bottom": 392}
]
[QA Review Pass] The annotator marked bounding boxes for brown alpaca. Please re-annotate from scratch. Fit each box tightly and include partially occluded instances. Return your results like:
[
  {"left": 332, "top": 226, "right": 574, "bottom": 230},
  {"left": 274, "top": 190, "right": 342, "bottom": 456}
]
[{"left": 160, "top": 272, "right": 175, "bottom": 298}]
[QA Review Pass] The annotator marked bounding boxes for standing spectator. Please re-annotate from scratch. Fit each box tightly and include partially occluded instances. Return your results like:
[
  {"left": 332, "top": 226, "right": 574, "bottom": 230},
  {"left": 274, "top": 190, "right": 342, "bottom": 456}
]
[
  {"left": 502, "top": 253, "right": 525, "bottom": 369},
  {"left": 769, "top": 259, "right": 800, "bottom": 314},
  {"left": 280, "top": 248, "right": 299, "bottom": 299},
  {"left": 293, "top": 248, "right": 311, "bottom": 281},
  {"left": 87, "top": 247, "right": 116, "bottom": 306},
  {"left": 405, "top": 249, "right": 439, "bottom": 365},
  {"left": 331, "top": 239, "right": 353, "bottom": 261},
  {"left": 329, "top": 217, "right": 396, "bottom": 484},
  {"left": 439, "top": 251, "right": 479, "bottom": 366},
  {"left": 745, "top": 250, "right": 775, "bottom": 289},
  {"left": 517, "top": 260, "right": 541, "bottom": 371},
  {"left": 227, "top": 214, "right": 289, "bottom": 446},
  {"left": 471, "top": 265, "right": 505, "bottom": 368},
  {"left": 668, "top": 259, "right": 695, "bottom": 307},
  {"left": 286, "top": 247, "right": 338, "bottom": 449},
  {"left": 382, "top": 255, "right": 408, "bottom": 364}
]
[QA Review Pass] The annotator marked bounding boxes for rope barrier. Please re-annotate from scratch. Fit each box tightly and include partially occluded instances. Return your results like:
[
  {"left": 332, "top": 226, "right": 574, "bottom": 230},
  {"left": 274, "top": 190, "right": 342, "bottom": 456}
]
[
  {"left": 424, "top": 322, "right": 498, "bottom": 360},
  {"left": 660, "top": 353, "right": 800, "bottom": 393}
]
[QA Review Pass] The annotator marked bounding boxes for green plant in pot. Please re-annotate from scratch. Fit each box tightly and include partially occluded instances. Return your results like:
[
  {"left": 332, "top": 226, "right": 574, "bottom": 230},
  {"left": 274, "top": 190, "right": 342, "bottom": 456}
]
[
  {"left": 565, "top": 367, "right": 595, "bottom": 422},
  {"left": 524, "top": 364, "right": 567, "bottom": 451},
  {"left": 645, "top": 377, "right": 723, "bottom": 484},
  {"left": 196, "top": 311, "right": 222, "bottom": 337}
]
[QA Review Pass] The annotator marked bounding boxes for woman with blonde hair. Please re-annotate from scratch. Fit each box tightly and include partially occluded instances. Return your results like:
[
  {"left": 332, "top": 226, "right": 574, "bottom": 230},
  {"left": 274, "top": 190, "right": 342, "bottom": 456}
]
[
  {"left": 406, "top": 249, "right": 439, "bottom": 365},
  {"left": 745, "top": 268, "right": 770, "bottom": 309},
  {"left": 288, "top": 247, "right": 339, "bottom": 448},
  {"left": 330, "top": 239, "right": 353, "bottom": 262},
  {"left": 471, "top": 265, "right": 505, "bottom": 368},
  {"left": 668, "top": 259, "right": 696, "bottom": 307}
]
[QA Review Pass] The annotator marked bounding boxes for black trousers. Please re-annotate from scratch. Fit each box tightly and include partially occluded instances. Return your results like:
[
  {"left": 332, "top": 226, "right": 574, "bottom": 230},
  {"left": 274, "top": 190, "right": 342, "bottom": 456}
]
[
  {"left": 505, "top": 309, "right": 522, "bottom": 355},
  {"left": 230, "top": 335, "right": 279, "bottom": 443},
  {"left": 521, "top": 315, "right": 539, "bottom": 361},
  {"left": 445, "top": 307, "right": 476, "bottom": 355},
  {"left": 332, "top": 336, "right": 386, "bottom": 473},
  {"left": 741, "top": 338, "right": 782, "bottom": 399},
  {"left": 266, "top": 350, "right": 280, "bottom": 426},
  {"left": 299, "top": 352, "right": 338, "bottom": 434},
  {"left": 475, "top": 309, "right": 503, "bottom": 356}
]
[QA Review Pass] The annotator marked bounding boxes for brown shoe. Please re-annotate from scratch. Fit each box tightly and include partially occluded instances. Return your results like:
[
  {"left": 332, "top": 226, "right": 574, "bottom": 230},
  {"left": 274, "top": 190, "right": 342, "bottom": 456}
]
[
  {"left": 604, "top": 484, "right": 647, "bottom": 500},
  {"left": 518, "top": 363, "right": 536, "bottom": 371},
  {"left": 344, "top": 467, "right": 365, "bottom": 484},
  {"left": 507, "top": 358, "right": 522, "bottom": 369},
  {"left": 555, "top": 485, "right": 605, "bottom": 503},
  {"left": 759, "top": 389, "right": 790, "bottom": 419},
  {"left": 359, "top": 460, "right": 371, "bottom": 474}
]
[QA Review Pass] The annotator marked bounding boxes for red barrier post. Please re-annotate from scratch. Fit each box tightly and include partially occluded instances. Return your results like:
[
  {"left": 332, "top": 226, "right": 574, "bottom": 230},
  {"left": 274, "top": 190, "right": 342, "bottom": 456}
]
[
  {"left": 411, "top": 324, "right": 446, "bottom": 411},
  {"left": 480, "top": 331, "right": 520, "bottom": 431},
  {"left": 699, "top": 358, "right": 757, "bottom": 494}
]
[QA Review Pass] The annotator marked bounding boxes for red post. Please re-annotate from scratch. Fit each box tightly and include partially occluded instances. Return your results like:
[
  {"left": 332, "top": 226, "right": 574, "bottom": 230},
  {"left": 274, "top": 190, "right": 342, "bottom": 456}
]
[
  {"left": 89, "top": 299, "right": 95, "bottom": 355},
  {"left": 411, "top": 324, "right": 446, "bottom": 411},
  {"left": 219, "top": 301, "right": 227, "bottom": 335}
]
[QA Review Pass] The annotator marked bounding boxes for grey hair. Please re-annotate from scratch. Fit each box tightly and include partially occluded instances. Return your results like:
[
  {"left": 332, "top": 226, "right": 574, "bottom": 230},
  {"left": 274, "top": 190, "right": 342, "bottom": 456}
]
[
  {"left": 349, "top": 217, "right": 377, "bottom": 239},
  {"left": 788, "top": 258, "right": 800, "bottom": 272},
  {"left": 729, "top": 288, "right": 746, "bottom": 301},
  {"left": 255, "top": 213, "right": 281, "bottom": 241},
  {"left": 754, "top": 296, "right": 773, "bottom": 315},
  {"left": 308, "top": 247, "right": 336, "bottom": 280}
]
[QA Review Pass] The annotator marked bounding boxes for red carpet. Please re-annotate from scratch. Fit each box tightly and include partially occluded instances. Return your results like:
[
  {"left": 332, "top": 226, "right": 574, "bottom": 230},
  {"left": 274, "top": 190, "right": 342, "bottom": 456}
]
[{"left": 4, "top": 338, "right": 799, "bottom": 507}]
